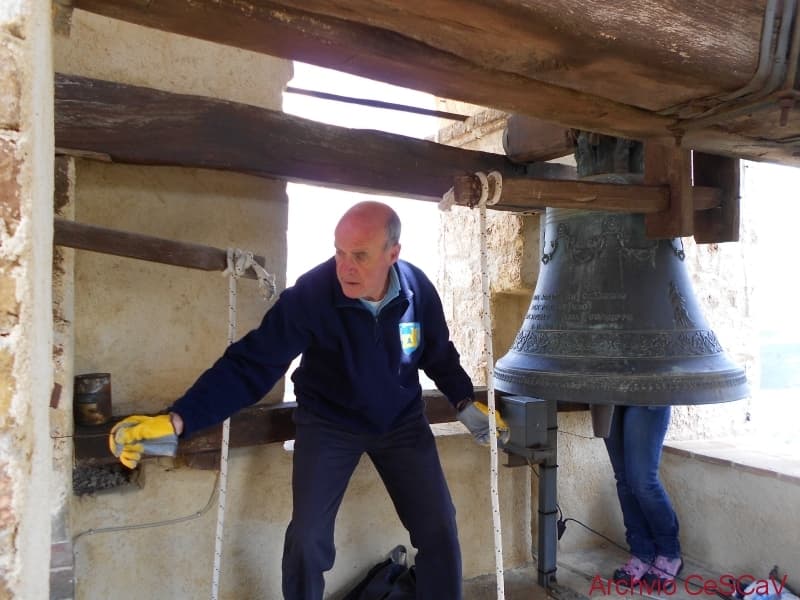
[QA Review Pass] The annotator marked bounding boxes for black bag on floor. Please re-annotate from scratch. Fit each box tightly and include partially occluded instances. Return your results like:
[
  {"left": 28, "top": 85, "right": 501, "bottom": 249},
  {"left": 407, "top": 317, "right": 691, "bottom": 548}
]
[{"left": 342, "top": 545, "right": 416, "bottom": 600}]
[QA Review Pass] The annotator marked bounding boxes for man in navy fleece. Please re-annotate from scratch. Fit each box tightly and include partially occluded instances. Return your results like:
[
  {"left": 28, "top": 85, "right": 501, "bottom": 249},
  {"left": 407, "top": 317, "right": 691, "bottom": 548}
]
[{"left": 110, "top": 201, "right": 497, "bottom": 600}]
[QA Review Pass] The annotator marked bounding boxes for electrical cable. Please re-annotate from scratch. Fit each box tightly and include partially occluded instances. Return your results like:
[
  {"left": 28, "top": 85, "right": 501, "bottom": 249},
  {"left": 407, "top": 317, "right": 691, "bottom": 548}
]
[
  {"left": 554, "top": 507, "right": 741, "bottom": 600},
  {"left": 72, "top": 472, "right": 219, "bottom": 545}
]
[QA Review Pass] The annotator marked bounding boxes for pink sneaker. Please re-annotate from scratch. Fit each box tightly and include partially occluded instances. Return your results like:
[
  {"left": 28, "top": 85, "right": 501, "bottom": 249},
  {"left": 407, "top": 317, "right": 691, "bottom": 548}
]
[
  {"left": 611, "top": 556, "right": 650, "bottom": 586},
  {"left": 643, "top": 556, "right": 683, "bottom": 587}
]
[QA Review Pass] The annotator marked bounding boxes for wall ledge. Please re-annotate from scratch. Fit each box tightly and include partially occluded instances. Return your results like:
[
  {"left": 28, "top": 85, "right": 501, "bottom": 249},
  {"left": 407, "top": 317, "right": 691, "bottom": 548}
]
[{"left": 664, "top": 438, "right": 800, "bottom": 485}]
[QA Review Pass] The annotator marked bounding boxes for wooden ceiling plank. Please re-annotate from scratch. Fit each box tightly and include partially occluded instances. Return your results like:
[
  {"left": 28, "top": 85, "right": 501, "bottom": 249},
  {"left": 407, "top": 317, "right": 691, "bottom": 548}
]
[
  {"left": 503, "top": 115, "right": 575, "bottom": 163},
  {"left": 265, "top": 0, "right": 761, "bottom": 110},
  {"left": 55, "top": 73, "right": 524, "bottom": 202},
  {"left": 70, "top": 0, "right": 669, "bottom": 139},
  {"left": 71, "top": 0, "right": 800, "bottom": 167}
]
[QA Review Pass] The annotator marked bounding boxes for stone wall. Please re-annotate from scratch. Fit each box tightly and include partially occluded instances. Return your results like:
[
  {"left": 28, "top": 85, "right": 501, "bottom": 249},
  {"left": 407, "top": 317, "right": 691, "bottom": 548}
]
[{"left": 1, "top": 0, "right": 54, "bottom": 598}]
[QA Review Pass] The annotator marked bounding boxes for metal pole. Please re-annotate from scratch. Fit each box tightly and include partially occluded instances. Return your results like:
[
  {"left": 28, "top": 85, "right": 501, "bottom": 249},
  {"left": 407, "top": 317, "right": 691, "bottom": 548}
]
[{"left": 537, "top": 398, "right": 559, "bottom": 587}]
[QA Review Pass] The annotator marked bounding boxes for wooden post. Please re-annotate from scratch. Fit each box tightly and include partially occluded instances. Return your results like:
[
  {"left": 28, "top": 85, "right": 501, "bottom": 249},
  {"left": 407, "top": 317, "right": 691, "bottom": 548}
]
[
  {"left": 644, "top": 141, "right": 694, "bottom": 239},
  {"left": 693, "top": 153, "right": 741, "bottom": 243}
]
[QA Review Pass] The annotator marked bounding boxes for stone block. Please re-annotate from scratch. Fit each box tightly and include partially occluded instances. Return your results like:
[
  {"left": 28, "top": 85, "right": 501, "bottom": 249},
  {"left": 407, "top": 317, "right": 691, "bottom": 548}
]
[
  {"left": 0, "top": 37, "right": 20, "bottom": 130},
  {"left": 0, "top": 347, "right": 14, "bottom": 418},
  {"left": 0, "top": 137, "right": 21, "bottom": 237},
  {"left": 0, "top": 270, "right": 18, "bottom": 334}
]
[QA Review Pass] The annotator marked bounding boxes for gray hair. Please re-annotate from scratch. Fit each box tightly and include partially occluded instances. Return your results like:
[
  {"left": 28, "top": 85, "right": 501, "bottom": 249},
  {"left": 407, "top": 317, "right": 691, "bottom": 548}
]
[{"left": 385, "top": 209, "right": 401, "bottom": 248}]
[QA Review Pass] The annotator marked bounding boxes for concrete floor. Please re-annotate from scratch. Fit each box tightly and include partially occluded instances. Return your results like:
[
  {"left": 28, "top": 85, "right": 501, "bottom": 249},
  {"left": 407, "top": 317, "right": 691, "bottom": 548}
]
[{"left": 463, "top": 545, "right": 724, "bottom": 600}]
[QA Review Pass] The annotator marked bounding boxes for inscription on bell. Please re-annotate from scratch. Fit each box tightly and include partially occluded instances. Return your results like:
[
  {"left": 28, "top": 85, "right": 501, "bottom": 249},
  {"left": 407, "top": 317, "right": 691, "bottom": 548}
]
[{"left": 527, "top": 291, "right": 632, "bottom": 326}]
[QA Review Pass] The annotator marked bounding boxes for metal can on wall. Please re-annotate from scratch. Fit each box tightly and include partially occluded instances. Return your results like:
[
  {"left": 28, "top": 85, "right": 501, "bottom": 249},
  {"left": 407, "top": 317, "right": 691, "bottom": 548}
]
[{"left": 74, "top": 373, "right": 112, "bottom": 426}]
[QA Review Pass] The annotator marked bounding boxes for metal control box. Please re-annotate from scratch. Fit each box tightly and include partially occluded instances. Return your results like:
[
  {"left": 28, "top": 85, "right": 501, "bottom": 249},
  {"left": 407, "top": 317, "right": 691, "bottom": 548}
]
[{"left": 496, "top": 395, "right": 549, "bottom": 458}]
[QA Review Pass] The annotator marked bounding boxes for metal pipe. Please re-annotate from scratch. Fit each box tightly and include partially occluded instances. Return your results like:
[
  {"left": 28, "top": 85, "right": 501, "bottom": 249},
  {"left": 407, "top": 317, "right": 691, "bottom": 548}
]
[
  {"left": 284, "top": 86, "right": 469, "bottom": 121},
  {"left": 673, "top": 88, "right": 800, "bottom": 131},
  {"left": 758, "top": 0, "right": 797, "bottom": 98},
  {"left": 782, "top": 0, "right": 800, "bottom": 92},
  {"left": 657, "top": 0, "right": 779, "bottom": 118},
  {"left": 717, "top": 0, "right": 781, "bottom": 101},
  {"left": 671, "top": 0, "right": 800, "bottom": 132}
]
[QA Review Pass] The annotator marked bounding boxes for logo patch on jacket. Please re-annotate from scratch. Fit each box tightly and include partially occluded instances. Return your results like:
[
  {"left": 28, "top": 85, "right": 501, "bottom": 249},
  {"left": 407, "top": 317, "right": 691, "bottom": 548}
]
[{"left": 399, "top": 322, "right": 421, "bottom": 355}]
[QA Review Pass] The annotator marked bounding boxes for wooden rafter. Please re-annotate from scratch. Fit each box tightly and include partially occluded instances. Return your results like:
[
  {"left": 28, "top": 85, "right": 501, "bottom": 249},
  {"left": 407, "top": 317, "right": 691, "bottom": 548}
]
[
  {"left": 55, "top": 74, "right": 525, "bottom": 202},
  {"left": 53, "top": 218, "right": 269, "bottom": 278},
  {"left": 70, "top": 0, "right": 800, "bottom": 167}
]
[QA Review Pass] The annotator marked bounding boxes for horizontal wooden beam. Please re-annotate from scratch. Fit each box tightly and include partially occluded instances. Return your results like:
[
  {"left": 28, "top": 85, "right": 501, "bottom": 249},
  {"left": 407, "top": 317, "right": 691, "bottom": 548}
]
[
  {"left": 451, "top": 174, "right": 721, "bottom": 215},
  {"left": 71, "top": 0, "right": 666, "bottom": 140},
  {"left": 70, "top": 0, "right": 800, "bottom": 167},
  {"left": 55, "top": 73, "right": 524, "bottom": 202},
  {"left": 74, "top": 388, "right": 589, "bottom": 467},
  {"left": 503, "top": 115, "right": 575, "bottom": 163},
  {"left": 54, "top": 218, "right": 268, "bottom": 278}
]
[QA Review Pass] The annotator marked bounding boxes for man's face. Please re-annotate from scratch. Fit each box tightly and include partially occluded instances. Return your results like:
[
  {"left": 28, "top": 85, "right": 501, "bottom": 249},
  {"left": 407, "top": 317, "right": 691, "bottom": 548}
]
[{"left": 334, "top": 218, "right": 400, "bottom": 301}]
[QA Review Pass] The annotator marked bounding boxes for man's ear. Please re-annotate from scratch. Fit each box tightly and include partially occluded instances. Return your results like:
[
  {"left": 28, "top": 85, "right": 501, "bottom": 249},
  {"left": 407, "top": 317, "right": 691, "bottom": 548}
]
[{"left": 389, "top": 243, "right": 401, "bottom": 264}]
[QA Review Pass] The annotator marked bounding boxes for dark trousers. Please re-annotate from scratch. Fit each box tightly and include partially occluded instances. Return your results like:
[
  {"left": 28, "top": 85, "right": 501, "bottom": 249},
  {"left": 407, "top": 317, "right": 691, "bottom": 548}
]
[
  {"left": 604, "top": 405, "right": 681, "bottom": 561},
  {"left": 282, "top": 414, "right": 462, "bottom": 600}
]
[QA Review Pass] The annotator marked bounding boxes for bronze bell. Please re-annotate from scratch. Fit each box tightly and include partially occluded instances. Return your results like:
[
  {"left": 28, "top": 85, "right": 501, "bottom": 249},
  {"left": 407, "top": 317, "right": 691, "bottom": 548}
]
[{"left": 494, "top": 207, "right": 749, "bottom": 425}]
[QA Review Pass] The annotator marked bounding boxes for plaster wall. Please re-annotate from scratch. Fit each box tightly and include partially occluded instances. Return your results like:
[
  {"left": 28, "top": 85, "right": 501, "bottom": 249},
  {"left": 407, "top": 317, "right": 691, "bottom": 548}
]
[
  {"left": 72, "top": 433, "right": 531, "bottom": 598},
  {"left": 53, "top": 9, "right": 294, "bottom": 599},
  {"left": 661, "top": 452, "right": 800, "bottom": 578},
  {"left": 1, "top": 0, "right": 54, "bottom": 598},
  {"left": 55, "top": 10, "right": 532, "bottom": 599}
]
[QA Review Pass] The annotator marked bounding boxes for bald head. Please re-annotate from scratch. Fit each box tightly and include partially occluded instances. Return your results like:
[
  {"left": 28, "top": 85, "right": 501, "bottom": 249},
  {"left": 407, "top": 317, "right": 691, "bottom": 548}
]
[
  {"left": 333, "top": 202, "right": 402, "bottom": 300},
  {"left": 336, "top": 201, "right": 401, "bottom": 249}
]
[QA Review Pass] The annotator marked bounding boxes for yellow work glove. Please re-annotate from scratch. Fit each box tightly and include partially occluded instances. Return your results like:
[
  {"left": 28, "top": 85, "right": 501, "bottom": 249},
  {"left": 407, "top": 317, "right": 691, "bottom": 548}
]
[
  {"left": 108, "top": 414, "right": 178, "bottom": 468},
  {"left": 456, "top": 400, "right": 510, "bottom": 446},
  {"left": 117, "top": 443, "right": 144, "bottom": 470}
]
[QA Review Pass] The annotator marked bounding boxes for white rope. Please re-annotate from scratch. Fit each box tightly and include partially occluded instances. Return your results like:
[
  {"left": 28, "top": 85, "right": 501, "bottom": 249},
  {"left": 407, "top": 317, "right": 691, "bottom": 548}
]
[
  {"left": 486, "top": 171, "right": 503, "bottom": 206},
  {"left": 475, "top": 172, "right": 506, "bottom": 599},
  {"left": 439, "top": 187, "right": 456, "bottom": 212},
  {"left": 212, "top": 248, "right": 276, "bottom": 600},
  {"left": 438, "top": 169, "right": 502, "bottom": 212},
  {"left": 439, "top": 173, "right": 506, "bottom": 597}
]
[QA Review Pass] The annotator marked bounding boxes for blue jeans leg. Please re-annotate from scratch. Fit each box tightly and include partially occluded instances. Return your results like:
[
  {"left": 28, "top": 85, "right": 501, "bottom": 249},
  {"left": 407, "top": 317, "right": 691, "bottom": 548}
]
[
  {"left": 604, "top": 406, "right": 681, "bottom": 561},
  {"left": 368, "top": 416, "right": 462, "bottom": 600},
  {"left": 282, "top": 420, "right": 363, "bottom": 600}
]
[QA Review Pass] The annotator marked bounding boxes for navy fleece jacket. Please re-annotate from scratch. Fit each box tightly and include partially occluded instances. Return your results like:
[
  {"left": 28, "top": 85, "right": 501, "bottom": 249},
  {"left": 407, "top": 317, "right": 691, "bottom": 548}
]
[{"left": 170, "top": 258, "right": 473, "bottom": 436}]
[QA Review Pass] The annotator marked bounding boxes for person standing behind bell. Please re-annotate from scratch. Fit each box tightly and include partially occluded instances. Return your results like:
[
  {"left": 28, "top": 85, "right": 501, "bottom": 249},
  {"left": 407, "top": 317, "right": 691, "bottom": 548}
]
[{"left": 605, "top": 405, "right": 683, "bottom": 588}]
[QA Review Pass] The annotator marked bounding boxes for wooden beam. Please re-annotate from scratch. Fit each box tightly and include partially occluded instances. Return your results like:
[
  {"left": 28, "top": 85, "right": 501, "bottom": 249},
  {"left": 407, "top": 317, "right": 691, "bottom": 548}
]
[
  {"left": 451, "top": 174, "right": 720, "bottom": 215},
  {"left": 644, "top": 141, "right": 694, "bottom": 239},
  {"left": 55, "top": 74, "right": 524, "bottom": 202},
  {"left": 74, "top": 388, "right": 589, "bottom": 467},
  {"left": 503, "top": 115, "right": 574, "bottom": 163},
  {"left": 693, "top": 153, "right": 741, "bottom": 243},
  {"left": 70, "top": 1, "right": 667, "bottom": 141},
  {"left": 70, "top": 0, "right": 800, "bottom": 167},
  {"left": 54, "top": 218, "right": 268, "bottom": 279}
]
